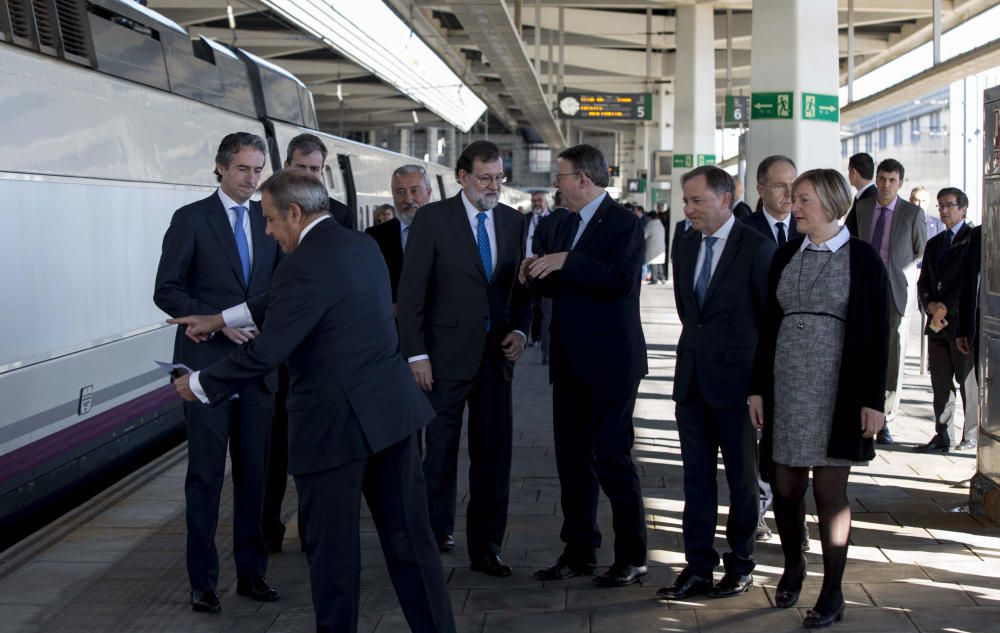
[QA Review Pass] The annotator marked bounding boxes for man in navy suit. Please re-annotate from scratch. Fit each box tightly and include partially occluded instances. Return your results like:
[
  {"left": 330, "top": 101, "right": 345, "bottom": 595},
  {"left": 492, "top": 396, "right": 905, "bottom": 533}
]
[
  {"left": 397, "top": 141, "right": 531, "bottom": 575},
  {"left": 658, "top": 166, "right": 775, "bottom": 601},
  {"left": 523, "top": 145, "right": 649, "bottom": 587},
  {"left": 169, "top": 169, "right": 455, "bottom": 633},
  {"left": 284, "top": 133, "right": 355, "bottom": 230},
  {"left": 365, "top": 164, "right": 434, "bottom": 306},
  {"left": 743, "top": 155, "right": 799, "bottom": 246},
  {"left": 153, "top": 132, "right": 280, "bottom": 612}
]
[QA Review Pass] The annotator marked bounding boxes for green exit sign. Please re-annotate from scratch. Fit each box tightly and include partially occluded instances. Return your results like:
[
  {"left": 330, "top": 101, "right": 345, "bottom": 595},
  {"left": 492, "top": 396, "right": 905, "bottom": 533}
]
[
  {"left": 751, "top": 92, "right": 793, "bottom": 119},
  {"left": 802, "top": 93, "right": 839, "bottom": 122}
]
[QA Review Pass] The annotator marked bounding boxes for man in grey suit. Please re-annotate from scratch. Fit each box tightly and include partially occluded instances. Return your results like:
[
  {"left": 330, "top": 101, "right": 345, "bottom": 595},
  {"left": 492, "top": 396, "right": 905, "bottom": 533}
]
[{"left": 848, "top": 158, "right": 927, "bottom": 444}]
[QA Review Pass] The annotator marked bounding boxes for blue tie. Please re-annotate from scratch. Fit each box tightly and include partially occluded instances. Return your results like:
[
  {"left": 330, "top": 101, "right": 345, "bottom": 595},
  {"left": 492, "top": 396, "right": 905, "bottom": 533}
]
[
  {"left": 695, "top": 236, "right": 717, "bottom": 308},
  {"left": 233, "top": 206, "right": 251, "bottom": 286},
  {"left": 477, "top": 212, "right": 493, "bottom": 283}
]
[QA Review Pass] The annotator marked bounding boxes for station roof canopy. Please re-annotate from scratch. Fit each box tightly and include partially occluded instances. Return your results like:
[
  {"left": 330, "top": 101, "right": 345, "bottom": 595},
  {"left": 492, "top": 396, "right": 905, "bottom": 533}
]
[{"left": 147, "top": 0, "right": 1000, "bottom": 145}]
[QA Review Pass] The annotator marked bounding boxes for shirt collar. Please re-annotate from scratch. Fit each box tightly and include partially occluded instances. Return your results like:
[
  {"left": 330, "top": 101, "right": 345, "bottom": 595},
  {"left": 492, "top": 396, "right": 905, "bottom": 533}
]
[
  {"left": 217, "top": 188, "right": 249, "bottom": 211},
  {"left": 298, "top": 215, "right": 330, "bottom": 244},
  {"left": 762, "top": 208, "right": 790, "bottom": 229},
  {"left": 800, "top": 225, "right": 850, "bottom": 252},
  {"left": 949, "top": 220, "right": 965, "bottom": 236},
  {"left": 855, "top": 182, "right": 875, "bottom": 199},
  {"left": 578, "top": 191, "right": 606, "bottom": 226},
  {"left": 460, "top": 190, "right": 493, "bottom": 220},
  {"left": 703, "top": 212, "right": 736, "bottom": 241},
  {"left": 878, "top": 196, "right": 899, "bottom": 212}
]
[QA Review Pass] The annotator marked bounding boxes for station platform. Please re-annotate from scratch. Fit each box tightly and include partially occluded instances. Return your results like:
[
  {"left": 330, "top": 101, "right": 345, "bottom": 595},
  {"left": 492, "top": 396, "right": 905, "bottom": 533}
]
[{"left": 1, "top": 286, "right": 998, "bottom": 633}]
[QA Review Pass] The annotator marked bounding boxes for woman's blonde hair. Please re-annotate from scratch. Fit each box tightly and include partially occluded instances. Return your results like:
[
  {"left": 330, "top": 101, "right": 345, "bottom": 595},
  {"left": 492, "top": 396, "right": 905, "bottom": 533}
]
[{"left": 793, "top": 168, "right": 853, "bottom": 222}]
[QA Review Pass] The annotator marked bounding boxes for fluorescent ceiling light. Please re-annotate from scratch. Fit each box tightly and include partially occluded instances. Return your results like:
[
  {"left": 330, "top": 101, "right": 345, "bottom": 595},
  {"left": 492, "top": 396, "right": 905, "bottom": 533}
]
[{"left": 260, "top": 0, "right": 487, "bottom": 132}]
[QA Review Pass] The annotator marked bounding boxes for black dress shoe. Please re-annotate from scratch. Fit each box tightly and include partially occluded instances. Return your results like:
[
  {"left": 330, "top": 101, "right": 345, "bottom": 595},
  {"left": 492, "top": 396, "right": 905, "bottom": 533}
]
[
  {"left": 593, "top": 563, "right": 647, "bottom": 587},
  {"left": 656, "top": 568, "right": 713, "bottom": 600},
  {"left": 710, "top": 571, "right": 753, "bottom": 598},
  {"left": 803, "top": 601, "right": 845, "bottom": 629},
  {"left": 534, "top": 557, "right": 596, "bottom": 581},
  {"left": 236, "top": 577, "right": 280, "bottom": 602},
  {"left": 470, "top": 554, "right": 512, "bottom": 577},
  {"left": 774, "top": 561, "right": 806, "bottom": 608},
  {"left": 438, "top": 534, "right": 455, "bottom": 553},
  {"left": 913, "top": 437, "right": 950, "bottom": 453},
  {"left": 191, "top": 590, "right": 221, "bottom": 613}
]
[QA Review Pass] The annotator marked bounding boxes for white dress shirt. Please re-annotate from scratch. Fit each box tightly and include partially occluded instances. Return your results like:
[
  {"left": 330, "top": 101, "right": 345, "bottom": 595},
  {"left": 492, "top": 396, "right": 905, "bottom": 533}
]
[
  {"left": 572, "top": 192, "right": 606, "bottom": 248},
  {"left": 188, "top": 215, "right": 332, "bottom": 403},
  {"left": 460, "top": 190, "right": 497, "bottom": 272},
  {"left": 218, "top": 189, "right": 254, "bottom": 264},
  {"left": 693, "top": 213, "right": 736, "bottom": 284},
  {"left": 800, "top": 225, "right": 850, "bottom": 252},
  {"left": 762, "top": 207, "right": 792, "bottom": 243},
  {"left": 854, "top": 182, "right": 875, "bottom": 200}
]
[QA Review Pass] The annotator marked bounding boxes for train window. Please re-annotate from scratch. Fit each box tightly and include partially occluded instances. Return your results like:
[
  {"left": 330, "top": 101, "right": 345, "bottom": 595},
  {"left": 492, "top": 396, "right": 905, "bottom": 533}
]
[{"left": 324, "top": 164, "right": 335, "bottom": 191}]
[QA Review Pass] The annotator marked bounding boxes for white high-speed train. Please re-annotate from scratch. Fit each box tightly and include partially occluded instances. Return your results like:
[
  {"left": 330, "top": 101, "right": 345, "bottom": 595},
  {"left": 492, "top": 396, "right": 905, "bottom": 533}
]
[{"left": 0, "top": 0, "right": 528, "bottom": 540}]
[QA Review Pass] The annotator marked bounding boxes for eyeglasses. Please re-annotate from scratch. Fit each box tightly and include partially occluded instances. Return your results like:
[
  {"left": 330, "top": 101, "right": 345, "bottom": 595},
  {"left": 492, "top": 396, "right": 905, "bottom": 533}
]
[
  {"left": 555, "top": 171, "right": 580, "bottom": 180},
  {"left": 936, "top": 202, "right": 961, "bottom": 209},
  {"left": 473, "top": 174, "right": 507, "bottom": 186}
]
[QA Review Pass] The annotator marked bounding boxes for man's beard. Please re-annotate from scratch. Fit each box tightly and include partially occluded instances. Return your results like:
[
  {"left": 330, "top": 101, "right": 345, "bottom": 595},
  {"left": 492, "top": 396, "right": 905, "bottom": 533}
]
[{"left": 398, "top": 203, "right": 419, "bottom": 224}]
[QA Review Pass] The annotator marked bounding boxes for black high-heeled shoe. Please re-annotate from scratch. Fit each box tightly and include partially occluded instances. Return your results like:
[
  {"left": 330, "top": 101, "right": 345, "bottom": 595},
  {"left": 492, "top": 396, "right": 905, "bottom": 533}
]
[
  {"left": 803, "top": 600, "right": 845, "bottom": 629},
  {"left": 774, "top": 562, "right": 806, "bottom": 608}
]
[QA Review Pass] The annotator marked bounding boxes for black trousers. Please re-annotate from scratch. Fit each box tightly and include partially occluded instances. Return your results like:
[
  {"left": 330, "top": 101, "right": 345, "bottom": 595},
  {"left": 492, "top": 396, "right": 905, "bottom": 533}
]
[
  {"left": 184, "top": 383, "right": 273, "bottom": 592},
  {"left": 295, "top": 435, "right": 455, "bottom": 633},
  {"left": 552, "top": 377, "right": 647, "bottom": 566},
  {"left": 423, "top": 344, "right": 513, "bottom": 559},
  {"left": 928, "top": 334, "right": 977, "bottom": 444},
  {"left": 261, "top": 365, "right": 306, "bottom": 550},
  {"left": 674, "top": 380, "right": 758, "bottom": 577}
]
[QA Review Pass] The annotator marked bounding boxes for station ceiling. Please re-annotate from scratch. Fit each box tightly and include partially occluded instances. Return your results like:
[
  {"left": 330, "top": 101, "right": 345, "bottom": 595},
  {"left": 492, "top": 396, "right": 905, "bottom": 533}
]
[{"left": 147, "top": 0, "right": 999, "bottom": 145}]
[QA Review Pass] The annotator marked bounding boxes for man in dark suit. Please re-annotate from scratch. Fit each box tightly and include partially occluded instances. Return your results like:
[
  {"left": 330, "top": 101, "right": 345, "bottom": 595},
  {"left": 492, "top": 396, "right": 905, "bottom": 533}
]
[
  {"left": 843, "top": 152, "right": 877, "bottom": 234},
  {"left": 847, "top": 158, "right": 927, "bottom": 444},
  {"left": 914, "top": 187, "right": 978, "bottom": 453},
  {"left": 671, "top": 218, "right": 691, "bottom": 282},
  {"left": 261, "top": 133, "right": 357, "bottom": 554},
  {"left": 957, "top": 225, "right": 982, "bottom": 371},
  {"left": 732, "top": 178, "right": 753, "bottom": 220},
  {"left": 169, "top": 170, "right": 456, "bottom": 633},
  {"left": 153, "top": 132, "right": 280, "bottom": 612},
  {"left": 284, "top": 133, "right": 355, "bottom": 230},
  {"left": 523, "top": 144, "right": 649, "bottom": 587},
  {"left": 397, "top": 141, "right": 531, "bottom": 575},
  {"left": 743, "top": 154, "right": 800, "bottom": 246},
  {"left": 365, "top": 164, "right": 433, "bottom": 305},
  {"left": 658, "top": 166, "right": 775, "bottom": 601}
]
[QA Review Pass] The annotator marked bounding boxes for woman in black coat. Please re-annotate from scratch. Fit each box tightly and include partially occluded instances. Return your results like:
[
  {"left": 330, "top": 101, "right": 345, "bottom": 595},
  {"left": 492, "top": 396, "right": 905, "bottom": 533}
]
[{"left": 749, "top": 169, "right": 889, "bottom": 629}]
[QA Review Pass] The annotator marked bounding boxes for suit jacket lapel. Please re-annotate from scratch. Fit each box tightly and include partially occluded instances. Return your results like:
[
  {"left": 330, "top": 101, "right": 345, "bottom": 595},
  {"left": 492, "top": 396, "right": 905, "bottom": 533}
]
[
  {"left": 248, "top": 201, "right": 268, "bottom": 287},
  {"left": 447, "top": 194, "right": 488, "bottom": 282},
  {"left": 703, "top": 220, "right": 743, "bottom": 309},
  {"left": 887, "top": 197, "right": 909, "bottom": 255},
  {"left": 207, "top": 195, "right": 247, "bottom": 287},
  {"left": 675, "top": 230, "right": 699, "bottom": 313},
  {"left": 573, "top": 194, "right": 610, "bottom": 252}
]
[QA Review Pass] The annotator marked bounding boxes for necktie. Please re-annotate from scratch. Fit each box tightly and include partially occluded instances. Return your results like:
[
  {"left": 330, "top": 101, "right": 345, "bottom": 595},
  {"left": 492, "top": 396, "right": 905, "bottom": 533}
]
[
  {"left": 563, "top": 213, "right": 582, "bottom": 251},
  {"left": 870, "top": 206, "right": 889, "bottom": 254},
  {"left": 401, "top": 224, "right": 409, "bottom": 252},
  {"left": 694, "top": 236, "right": 717, "bottom": 308},
  {"left": 476, "top": 212, "right": 493, "bottom": 283},
  {"left": 937, "top": 229, "right": 952, "bottom": 269},
  {"left": 776, "top": 221, "right": 787, "bottom": 246},
  {"left": 233, "top": 206, "right": 251, "bottom": 286}
]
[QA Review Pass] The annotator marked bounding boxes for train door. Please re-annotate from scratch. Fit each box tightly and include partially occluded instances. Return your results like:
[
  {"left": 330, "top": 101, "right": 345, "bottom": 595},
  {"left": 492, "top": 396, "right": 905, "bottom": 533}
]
[
  {"left": 974, "top": 85, "right": 1000, "bottom": 515},
  {"left": 337, "top": 154, "right": 358, "bottom": 227}
]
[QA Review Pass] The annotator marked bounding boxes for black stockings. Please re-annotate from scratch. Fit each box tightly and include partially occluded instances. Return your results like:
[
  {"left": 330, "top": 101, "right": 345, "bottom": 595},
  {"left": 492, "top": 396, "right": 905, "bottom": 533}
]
[{"left": 772, "top": 464, "right": 851, "bottom": 612}]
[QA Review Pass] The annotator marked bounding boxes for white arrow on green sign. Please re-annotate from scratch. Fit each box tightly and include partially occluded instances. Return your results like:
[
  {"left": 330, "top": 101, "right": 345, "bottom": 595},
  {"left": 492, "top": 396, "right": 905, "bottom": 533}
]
[
  {"left": 802, "top": 93, "right": 839, "bottom": 122},
  {"left": 751, "top": 92, "right": 793, "bottom": 119}
]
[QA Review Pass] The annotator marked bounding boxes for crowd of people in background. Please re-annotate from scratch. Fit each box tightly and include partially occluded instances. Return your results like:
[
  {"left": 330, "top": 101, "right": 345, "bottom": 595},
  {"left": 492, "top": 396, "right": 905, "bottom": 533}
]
[{"left": 156, "top": 133, "right": 982, "bottom": 633}]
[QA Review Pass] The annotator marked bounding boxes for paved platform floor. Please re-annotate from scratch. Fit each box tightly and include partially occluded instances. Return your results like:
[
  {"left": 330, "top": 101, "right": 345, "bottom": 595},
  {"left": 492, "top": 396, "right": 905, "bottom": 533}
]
[{"left": 1, "top": 286, "right": 998, "bottom": 632}]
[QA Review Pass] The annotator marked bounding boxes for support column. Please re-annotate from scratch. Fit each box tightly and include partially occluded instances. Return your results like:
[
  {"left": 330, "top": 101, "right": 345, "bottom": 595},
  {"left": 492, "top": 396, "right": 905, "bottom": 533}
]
[
  {"left": 669, "top": 4, "right": 716, "bottom": 231},
  {"left": 747, "top": 0, "right": 840, "bottom": 207},
  {"left": 399, "top": 128, "right": 412, "bottom": 157}
]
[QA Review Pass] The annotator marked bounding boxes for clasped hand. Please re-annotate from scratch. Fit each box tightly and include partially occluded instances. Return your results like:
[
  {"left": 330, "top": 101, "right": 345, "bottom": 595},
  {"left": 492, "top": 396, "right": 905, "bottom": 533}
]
[{"left": 518, "top": 253, "right": 569, "bottom": 284}]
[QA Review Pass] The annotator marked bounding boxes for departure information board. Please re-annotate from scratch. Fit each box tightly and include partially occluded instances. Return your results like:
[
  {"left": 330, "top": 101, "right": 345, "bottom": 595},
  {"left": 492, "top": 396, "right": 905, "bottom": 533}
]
[{"left": 557, "top": 93, "right": 652, "bottom": 120}]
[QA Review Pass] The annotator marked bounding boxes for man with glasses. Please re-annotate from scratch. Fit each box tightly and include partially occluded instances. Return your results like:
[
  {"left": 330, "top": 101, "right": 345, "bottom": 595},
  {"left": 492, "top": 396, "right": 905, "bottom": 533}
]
[
  {"left": 522, "top": 144, "right": 649, "bottom": 588},
  {"left": 743, "top": 155, "right": 799, "bottom": 246},
  {"left": 914, "top": 188, "right": 978, "bottom": 453},
  {"left": 397, "top": 141, "right": 531, "bottom": 576},
  {"left": 848, "top": 158, "right": 927, "bottom": 444}
]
